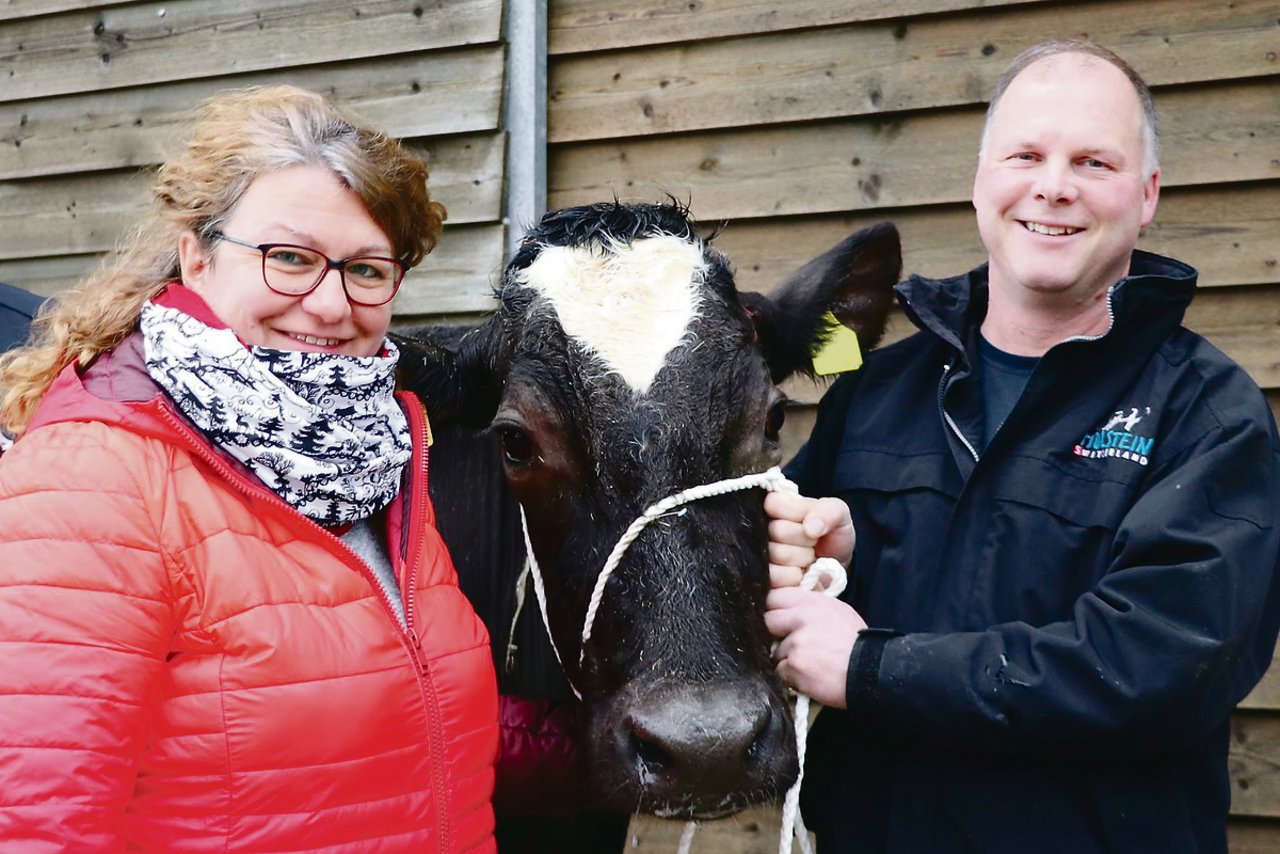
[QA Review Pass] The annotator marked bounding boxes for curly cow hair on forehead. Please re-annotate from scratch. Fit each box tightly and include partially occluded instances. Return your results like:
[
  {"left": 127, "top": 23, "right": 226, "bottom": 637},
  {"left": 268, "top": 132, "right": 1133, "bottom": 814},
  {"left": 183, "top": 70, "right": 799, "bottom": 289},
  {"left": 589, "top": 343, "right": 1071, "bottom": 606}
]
[
  {"left": 500, "top": 201, "right": 735, "bottom": 314},
  {"left": 515, "top": 201, "right": 698, "bottom": 258}
]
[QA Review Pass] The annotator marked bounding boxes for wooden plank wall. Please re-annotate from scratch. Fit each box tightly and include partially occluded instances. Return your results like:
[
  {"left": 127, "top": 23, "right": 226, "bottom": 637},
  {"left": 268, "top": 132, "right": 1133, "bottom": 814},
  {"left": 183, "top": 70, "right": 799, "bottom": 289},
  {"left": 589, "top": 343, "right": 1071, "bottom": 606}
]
[
  {"left": 547, "top": 0, "right": 1280, "bottom": 849},
  {"left": 0, "top": 0, "right": 509, "bottom": 320}
]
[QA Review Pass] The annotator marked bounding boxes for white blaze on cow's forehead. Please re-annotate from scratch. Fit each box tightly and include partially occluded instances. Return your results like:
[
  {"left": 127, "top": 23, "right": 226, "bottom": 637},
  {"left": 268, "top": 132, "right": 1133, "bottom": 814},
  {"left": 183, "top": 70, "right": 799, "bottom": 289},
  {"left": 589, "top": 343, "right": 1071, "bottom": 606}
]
[{"left": 514, "top": 235, "right": 708, "bottom": 393}]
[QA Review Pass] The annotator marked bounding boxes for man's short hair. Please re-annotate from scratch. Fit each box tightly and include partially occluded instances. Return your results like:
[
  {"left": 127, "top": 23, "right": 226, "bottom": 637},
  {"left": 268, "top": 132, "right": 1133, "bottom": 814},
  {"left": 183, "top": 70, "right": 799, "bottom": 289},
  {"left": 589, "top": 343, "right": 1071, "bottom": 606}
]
[{"left": 979, "top": 40, "right": 1161, "bottom": 179}]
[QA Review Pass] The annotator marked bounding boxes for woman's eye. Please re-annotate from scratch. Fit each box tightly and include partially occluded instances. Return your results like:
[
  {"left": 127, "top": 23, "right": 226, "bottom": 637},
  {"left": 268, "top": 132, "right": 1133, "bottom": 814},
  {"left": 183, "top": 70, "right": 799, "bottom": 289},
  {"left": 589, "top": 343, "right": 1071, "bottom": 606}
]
[
  {"left": 267, "top": 249, "right": 311, "bottom": 267},
  {"left": 498, "top": 427, "right": 535, "bottom": 466},
  {"left": 347, "top": 261, "right": 389, "bottom": 281},
  {"left": 765, "top": 402, "right": 786, "bottom": 441}
]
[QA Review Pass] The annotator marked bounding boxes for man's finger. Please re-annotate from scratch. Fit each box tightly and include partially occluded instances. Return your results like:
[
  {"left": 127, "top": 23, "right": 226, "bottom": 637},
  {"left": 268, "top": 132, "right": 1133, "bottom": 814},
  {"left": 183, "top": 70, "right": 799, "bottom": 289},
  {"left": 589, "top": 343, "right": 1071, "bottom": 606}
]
[
  {"left": 764, "top": 491, "right": 813, "bottom": 524},
  {"left": 768, "top": 518, "right": 813, "bottom": 547},
  {"left": 763, "top": 610, "right": 790, "bottom": 639},
  {"left": 766, "top": 586, "right": 812, "bottom": 610},
  {"left": 769, "top": 541, "right": 816, "bottom": 568},
  {"left": 770, "top": 563, "right": 804, "bottom": 588},
  {"left": 802, "top": 497, "right": 847, "bottom": 540}
]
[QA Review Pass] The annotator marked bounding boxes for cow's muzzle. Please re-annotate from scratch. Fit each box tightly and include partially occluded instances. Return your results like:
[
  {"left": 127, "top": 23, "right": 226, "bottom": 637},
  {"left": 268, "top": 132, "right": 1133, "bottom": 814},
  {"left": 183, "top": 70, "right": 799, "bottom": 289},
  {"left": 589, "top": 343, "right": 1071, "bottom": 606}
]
[{"left": 592, "top": 678, "right": 799, "bottom": 819}]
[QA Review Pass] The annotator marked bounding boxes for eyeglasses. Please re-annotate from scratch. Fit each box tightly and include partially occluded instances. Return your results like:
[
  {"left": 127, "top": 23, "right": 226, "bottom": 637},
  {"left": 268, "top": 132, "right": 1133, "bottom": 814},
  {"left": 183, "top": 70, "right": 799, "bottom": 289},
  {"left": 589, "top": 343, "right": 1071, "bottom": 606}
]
[{"left": 210, "top": 231, "right": 408, "bottom": 307}]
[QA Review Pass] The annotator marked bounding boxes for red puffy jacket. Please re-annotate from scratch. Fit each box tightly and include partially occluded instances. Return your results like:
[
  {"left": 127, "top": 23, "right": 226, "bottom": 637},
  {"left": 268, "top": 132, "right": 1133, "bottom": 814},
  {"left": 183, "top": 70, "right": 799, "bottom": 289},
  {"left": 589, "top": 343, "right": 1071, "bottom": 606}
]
[{"left": 0, "top": 335, "right": 499, "bottom": 852}]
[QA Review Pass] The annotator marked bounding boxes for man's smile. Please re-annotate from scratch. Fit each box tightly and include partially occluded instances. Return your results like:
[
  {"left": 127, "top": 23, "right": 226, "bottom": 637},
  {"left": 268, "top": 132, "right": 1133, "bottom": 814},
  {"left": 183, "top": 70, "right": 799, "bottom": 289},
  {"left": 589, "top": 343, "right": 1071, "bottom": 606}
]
[{"left": 1020, "top": 220, "right": 1083, "bottom": 236}]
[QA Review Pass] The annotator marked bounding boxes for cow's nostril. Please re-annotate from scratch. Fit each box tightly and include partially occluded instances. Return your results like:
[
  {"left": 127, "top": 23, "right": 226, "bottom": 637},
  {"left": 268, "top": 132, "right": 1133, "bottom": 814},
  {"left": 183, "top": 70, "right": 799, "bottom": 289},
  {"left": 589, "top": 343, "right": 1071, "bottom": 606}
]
[
  {"left": 633, "top": 734, "right": 674, "bottom": 776},
  {"left": 745, "top": 705, "right": 773, "bottom": 762},
  {"left": 627, "top": 713, "right": 679, "bottom": 778}
]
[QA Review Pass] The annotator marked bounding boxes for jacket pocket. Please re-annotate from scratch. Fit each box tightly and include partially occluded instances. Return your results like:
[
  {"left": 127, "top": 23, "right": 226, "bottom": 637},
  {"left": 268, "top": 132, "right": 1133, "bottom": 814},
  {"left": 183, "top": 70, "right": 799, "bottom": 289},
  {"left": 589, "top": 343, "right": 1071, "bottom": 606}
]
[
  {"left": 977, "top": 455, "right": 1139, "bottom": 625},
  {"left": 990, "top": 453, "right": 1138, "bottom": 531},
  {"left": 832, "top": 447, "right": 962, "bottom": 498}
]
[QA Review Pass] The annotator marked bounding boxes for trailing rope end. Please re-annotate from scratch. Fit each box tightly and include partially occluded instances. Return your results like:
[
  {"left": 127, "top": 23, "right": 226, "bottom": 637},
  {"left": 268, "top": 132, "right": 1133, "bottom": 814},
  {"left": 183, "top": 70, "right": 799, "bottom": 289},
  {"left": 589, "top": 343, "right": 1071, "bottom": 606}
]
[
  {"left": 504, "top": 559, "right": 534, "bottom": 673},
  {"left": 677, "top": 820, "right": 699, "bottom": 854}
]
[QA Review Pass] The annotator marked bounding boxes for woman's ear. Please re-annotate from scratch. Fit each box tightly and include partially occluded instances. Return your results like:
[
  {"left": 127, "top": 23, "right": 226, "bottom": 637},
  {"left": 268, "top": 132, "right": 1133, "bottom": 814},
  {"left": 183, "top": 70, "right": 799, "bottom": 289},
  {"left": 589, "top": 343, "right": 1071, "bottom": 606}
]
[{"left": 177, "top": 230, "right": 211, "bottom": 293}]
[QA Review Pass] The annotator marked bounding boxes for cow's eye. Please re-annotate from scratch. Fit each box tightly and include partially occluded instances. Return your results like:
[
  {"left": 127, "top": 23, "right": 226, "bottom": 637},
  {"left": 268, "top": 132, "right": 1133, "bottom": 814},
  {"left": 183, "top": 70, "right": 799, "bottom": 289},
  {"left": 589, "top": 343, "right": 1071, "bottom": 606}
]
[
  {"left": 498, "top": 426, "right": 535, "bottom": 466},
  {"left": 765, "top": 401, "right": 786, "bottom": 441}
]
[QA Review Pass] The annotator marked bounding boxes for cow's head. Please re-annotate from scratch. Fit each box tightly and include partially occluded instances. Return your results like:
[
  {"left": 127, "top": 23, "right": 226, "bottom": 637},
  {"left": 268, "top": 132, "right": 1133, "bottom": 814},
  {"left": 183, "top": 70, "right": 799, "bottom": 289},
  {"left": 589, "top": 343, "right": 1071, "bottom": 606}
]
[{"left": 397, "top": 202, "right": 899, "bottom": 818}]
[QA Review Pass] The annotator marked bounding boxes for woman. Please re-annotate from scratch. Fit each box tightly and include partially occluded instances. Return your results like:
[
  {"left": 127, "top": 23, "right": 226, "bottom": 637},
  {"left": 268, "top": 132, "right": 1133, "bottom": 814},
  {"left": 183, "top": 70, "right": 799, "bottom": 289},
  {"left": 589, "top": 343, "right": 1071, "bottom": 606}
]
[{"left": 0, "top": 86, "right": 501, "bottom": 851}]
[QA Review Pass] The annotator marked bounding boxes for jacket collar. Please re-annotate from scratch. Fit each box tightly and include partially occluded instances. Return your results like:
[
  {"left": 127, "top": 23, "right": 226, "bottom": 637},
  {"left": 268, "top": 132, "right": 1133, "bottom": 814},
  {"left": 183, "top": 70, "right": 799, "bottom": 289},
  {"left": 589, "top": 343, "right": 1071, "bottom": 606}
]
[
  {"left": 25, "top": 284, "right": 215, "bottom": 441},
  {"left": 894, "top": 250, "right": 1199, "bottom": 358}
]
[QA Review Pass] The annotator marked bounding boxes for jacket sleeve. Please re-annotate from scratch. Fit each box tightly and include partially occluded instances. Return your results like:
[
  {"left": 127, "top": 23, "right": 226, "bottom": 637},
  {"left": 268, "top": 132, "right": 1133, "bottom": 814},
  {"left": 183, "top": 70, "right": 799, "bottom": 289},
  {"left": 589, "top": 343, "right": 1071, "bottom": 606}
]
[
  {"left": 785, "top": 370, "right": 864, "bottom": 495},
  {"left": 848, "top": 399, "right": 1280, "bottom": 759},
  {"left": 0, "top": 425, "right": 173, "bottom": 850}
]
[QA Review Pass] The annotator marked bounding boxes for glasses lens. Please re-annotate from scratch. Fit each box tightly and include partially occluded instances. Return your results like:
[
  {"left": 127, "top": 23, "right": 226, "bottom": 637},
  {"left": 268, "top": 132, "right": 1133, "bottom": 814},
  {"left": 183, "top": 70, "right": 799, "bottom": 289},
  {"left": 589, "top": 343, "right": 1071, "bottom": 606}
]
[
  {"left": 343, "top": 256, "right": 404, "bottom": 305},
  {"left": 262, "top": 245, "right": 326, "bottom": 294}
]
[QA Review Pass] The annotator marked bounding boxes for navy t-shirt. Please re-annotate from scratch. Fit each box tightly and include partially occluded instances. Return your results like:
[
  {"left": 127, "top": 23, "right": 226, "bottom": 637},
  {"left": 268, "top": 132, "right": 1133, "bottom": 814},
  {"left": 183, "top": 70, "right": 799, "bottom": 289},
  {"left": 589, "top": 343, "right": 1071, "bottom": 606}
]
[{"left": 979, "top": 334, "right": 1039, "bottom": 448}]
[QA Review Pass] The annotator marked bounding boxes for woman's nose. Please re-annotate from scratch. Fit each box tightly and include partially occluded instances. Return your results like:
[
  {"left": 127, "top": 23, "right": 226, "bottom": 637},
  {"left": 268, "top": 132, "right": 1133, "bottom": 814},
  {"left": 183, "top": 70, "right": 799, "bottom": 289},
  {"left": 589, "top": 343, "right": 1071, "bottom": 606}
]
[{"left": 299, "top": 268, "right": 352, "bottom": 324}]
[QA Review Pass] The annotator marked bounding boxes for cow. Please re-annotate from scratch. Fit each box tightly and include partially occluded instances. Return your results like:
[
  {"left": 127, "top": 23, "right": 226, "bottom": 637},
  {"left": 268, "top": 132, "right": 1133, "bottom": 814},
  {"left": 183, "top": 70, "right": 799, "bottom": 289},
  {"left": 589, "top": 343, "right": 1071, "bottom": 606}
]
[{"left": 395, "top": 201, "right": 901, "bottom": 831}]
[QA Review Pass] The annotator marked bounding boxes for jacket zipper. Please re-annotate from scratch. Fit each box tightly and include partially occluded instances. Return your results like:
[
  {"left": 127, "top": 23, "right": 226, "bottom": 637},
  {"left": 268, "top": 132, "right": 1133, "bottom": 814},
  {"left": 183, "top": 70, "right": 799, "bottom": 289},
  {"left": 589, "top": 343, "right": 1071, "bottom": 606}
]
[
  {"left": 939, "top": 362, "right": 980, "bottom": 462},
  {"left": 1059, "top": 283, "right": 1118, "bottom": 346},
  {"left": 157, "top": 401, "right": 455, "bottom": 853},
  {"left": 399, "top": 399, "right": 455, "bottom": 854}
]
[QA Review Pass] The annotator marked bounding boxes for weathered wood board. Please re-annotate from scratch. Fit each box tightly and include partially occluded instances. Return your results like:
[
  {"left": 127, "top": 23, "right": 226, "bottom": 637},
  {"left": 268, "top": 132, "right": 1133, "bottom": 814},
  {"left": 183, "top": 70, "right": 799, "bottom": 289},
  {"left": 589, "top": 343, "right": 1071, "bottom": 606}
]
[
  {"left": 549, "top": 80, "right": 1280, "bottom": 219},
  {"left": 549, "top": 0, "right": 1056, "bottom": 54},
  {"left": 0, "top": 0, "right": 132, "bottom": 21},
  {"left": 549, "top": 0, "right": 1280, "bottom": 141},
  {"left": 0, "top": 131, "right": 504, "bottom": 264},
  {"left": 0, "top": 0, "right": 504, "bottom": 102},
  {"left": 0, "top": 48, "right": 505, "bottom": 180}
]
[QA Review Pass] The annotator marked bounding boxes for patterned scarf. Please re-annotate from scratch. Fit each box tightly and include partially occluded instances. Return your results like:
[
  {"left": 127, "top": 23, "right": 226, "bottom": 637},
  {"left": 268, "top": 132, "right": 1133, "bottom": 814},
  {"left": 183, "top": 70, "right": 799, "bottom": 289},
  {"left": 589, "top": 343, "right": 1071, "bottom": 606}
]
[{"left": 140, "top": 300, "right": 412, "bottom": 525}]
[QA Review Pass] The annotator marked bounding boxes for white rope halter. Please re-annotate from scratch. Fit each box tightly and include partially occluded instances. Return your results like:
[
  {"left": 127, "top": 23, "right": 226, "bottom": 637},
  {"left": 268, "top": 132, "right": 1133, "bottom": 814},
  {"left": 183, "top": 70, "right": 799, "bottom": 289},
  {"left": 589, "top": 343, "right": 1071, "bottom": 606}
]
[{"left": 512, "top": 465, "right": 846, "bottom": 854}]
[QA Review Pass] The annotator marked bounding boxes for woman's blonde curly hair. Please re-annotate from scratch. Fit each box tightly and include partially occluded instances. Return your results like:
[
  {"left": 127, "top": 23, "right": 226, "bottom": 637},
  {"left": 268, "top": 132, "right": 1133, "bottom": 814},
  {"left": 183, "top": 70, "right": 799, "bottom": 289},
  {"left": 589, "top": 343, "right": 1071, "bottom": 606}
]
[{"left": 0, "top": 85, "right": 446, "bottom": 435}]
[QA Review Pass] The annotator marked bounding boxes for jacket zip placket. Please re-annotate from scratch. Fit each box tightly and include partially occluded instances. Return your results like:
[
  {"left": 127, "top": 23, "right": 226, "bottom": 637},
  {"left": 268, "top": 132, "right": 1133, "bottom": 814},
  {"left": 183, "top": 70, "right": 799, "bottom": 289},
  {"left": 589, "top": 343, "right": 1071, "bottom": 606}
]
[
  {"left": 938, "top": 361, "right": 980, "bottom": 463},
  {"left": 157, "top": 401, "right": 455, "bottom": 854},
  {"left": 1058, "top": 283, "right": 1119, "bottom": 347},
  {"left": 398, "top": 397, "right": 455, "bottom": 854}
]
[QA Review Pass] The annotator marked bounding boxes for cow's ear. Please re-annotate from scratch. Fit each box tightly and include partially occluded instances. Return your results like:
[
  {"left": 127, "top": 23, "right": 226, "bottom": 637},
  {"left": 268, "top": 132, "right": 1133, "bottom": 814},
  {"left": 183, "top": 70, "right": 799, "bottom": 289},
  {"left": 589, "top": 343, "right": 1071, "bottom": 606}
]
[
  {"left": 392, "top": 321, "right": 504, "bottom": 428},
  {"left": 740, "top": 222, "right": 901, "bottom": 382}
]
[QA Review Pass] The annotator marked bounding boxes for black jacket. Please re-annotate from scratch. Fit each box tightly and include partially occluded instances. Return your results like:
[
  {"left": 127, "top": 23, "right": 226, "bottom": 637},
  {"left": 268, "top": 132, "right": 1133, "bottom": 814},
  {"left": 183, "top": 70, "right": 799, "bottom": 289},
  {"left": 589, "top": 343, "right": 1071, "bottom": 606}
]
[{"left": 791, "top": 252, "right": 1280, "bottom": 853}]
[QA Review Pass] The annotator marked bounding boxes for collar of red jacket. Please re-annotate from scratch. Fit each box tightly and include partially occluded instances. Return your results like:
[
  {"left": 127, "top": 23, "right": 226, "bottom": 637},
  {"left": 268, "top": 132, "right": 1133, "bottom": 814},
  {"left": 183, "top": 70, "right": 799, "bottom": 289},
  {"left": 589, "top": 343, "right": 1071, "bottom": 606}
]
[
  {"left": 152, "top": 281, "right": 233, "bottom": 330},
  {"left": 25, "top": 283, "right": 225, "bottom": 441}
]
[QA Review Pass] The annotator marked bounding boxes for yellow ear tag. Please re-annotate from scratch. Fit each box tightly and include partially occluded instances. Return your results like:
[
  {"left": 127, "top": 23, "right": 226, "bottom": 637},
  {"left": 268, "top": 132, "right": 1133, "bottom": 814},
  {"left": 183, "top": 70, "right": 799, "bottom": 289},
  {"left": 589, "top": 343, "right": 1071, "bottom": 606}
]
[
  {"left": 422, "top": 406, "right": 434, "bottom": 447},
  {"left": 812, "top": 311, "right": 862, "bottom": 375}
]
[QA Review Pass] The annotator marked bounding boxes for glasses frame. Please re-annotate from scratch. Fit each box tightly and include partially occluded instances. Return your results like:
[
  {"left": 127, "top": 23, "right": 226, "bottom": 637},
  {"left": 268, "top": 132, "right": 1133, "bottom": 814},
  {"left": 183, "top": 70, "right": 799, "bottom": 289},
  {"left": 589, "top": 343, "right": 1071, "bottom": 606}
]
[{"left": 209, "top": 231, "right": 408, "bottom": 307}]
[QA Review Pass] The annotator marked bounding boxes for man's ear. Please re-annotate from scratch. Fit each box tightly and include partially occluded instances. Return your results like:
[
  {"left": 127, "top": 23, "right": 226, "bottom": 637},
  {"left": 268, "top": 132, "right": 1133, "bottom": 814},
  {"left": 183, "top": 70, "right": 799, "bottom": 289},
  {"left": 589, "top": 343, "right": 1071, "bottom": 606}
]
[
  {"left": 392, "top": 319, "right": 505, "bottom": 429},
  {"left": 1139, "top": 168, "right": 1161, "bottom": 228},
  {"left": 740, "top": 222, "right": 901, "bottom": 382},
  {"left": 177, "top": 230, "right": 212, "bottom": 292}
]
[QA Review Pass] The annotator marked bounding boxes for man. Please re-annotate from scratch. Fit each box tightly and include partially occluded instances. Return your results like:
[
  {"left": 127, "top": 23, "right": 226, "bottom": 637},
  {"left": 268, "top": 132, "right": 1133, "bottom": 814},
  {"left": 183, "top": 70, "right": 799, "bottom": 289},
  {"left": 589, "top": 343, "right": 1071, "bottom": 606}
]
[{"left": 764, "top": 40, "right": 1280, "bottom": 853}]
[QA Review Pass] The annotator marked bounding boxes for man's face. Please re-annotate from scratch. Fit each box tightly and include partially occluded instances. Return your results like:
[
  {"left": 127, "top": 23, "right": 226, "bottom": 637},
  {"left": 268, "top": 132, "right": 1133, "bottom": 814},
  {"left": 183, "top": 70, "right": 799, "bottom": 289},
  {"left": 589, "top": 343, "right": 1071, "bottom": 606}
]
[{"left": 973, "top": 56, "right": 1160, "bottom": 309}]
